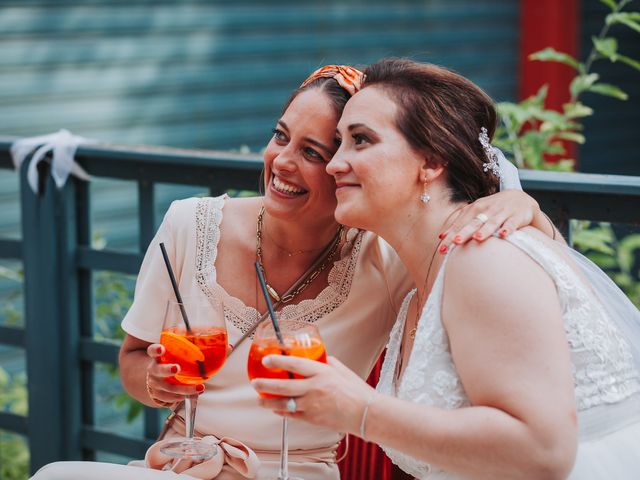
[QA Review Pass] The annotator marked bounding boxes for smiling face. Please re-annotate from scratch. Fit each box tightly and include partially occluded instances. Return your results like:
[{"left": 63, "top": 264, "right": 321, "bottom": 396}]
[
  {"left": 327, "top": 86, "right": 424, "bottom": 231},
  {"left": 262, "top": 88, "right": 340, "bottom": 227}
]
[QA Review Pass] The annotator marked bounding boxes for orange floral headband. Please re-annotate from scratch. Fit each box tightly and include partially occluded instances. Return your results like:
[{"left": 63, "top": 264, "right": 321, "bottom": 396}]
[{"left": 300, "top": 65, "right": 364, "bottom": 96}]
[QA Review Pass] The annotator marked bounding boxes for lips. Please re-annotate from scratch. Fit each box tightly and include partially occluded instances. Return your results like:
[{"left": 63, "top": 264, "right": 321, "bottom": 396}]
[{"left": 272, "top": 176, "right": 307, "bottom": 196}]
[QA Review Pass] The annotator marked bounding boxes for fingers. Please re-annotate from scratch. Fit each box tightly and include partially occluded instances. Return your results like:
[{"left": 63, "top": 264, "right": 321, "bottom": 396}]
[
  {"left": 440, "top": 205, "right": 499, "bottom": 250},
  {"left": 147, "top": 343, "right": 164, "bottom": 359},
  {"left": 251, "top": 378, "right": 310, "bottom": 398},
  {"left": 263, "top": 354, "right": 325, "bottom": 377}
]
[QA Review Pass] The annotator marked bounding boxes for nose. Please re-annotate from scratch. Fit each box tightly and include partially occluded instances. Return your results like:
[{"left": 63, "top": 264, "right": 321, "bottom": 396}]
[
  {"left": 272, "top": 144, "right": 297, "bottom": 173},
  {"left": 326, "top": 146, "right": 349, "bottom": 177}
]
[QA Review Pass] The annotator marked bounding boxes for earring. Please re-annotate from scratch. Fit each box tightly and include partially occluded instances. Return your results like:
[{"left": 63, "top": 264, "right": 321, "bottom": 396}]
[{"left": 419, "top": 179, "right": 430, "bottom": 204}]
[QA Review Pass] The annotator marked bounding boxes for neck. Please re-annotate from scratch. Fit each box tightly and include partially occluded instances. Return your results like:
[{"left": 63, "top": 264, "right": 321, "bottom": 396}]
[
  {"left": 376, "top": 194, "right": 464, "bottom": 295},
  {"left": 261, "top": 208, "right": 341, "bottom": 257}
]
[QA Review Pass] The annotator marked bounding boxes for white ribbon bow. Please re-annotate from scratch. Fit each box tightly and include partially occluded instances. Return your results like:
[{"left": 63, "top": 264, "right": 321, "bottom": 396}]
[{"left": 10, "top": 129, "right": 94, "bottom": 194}]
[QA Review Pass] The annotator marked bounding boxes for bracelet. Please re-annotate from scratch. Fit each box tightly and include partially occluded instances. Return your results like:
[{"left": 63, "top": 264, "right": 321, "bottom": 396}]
[
  {"left": 146, "top": 371, "right": 174, "bottom": 408},
  {"left": 359, "top": 392, "right": 377, "bottom": 440},
  {"left": 541, "top": 211, "right": 557, "bottom": 240}
]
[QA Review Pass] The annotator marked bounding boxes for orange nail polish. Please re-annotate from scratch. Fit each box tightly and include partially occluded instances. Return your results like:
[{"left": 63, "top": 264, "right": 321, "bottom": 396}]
[{"left": 439, "top": 244, "right": 448, "bottom": 254}]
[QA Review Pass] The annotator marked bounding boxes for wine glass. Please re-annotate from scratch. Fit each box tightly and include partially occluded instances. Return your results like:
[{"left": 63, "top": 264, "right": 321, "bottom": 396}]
[
  {"left": 247, "top": 318, "right": 327, "bottom": 480},
  {"left": 158, "top": 297, "right": 228, "bottom": 460}
]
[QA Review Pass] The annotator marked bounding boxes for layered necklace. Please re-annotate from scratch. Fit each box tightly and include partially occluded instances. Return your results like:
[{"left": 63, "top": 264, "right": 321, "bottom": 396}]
[{"left": 255, "top": 206, "right": 344, "bottom": 304}]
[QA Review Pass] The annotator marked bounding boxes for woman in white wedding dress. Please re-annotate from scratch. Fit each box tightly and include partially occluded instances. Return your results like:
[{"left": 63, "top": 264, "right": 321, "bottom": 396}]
[{"left": 253, "top": 58, "right": 640, "bottom": 479}]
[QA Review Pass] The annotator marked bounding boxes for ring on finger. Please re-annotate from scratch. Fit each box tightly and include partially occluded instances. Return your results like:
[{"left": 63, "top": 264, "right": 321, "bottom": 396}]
[
  {"left": 286, "top": 398, "right": 297, "bottom": 413},
  {"left": 474, "top": 213, "right": 489, "bottom": 224}
]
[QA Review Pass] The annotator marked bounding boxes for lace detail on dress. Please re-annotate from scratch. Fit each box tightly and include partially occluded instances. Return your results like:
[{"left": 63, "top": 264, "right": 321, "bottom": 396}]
[
  {"left": 377, "top": 232, "right": 640, "bottom": 479},
  {"left": 507, "top": 232, "right": 640, "bottom": 411},
  {"left": 376, "top": 257, "right": 468, "bottom": 479},
  {"left": 194, "top": 197, "right": 363, "bottom": 334}
]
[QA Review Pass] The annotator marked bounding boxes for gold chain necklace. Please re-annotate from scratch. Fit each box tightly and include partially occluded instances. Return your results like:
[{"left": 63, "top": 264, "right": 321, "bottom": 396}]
[
  {"left": 409, "top": 206, "right": 464, "bottom": 340},
  {"left": 255, "top": 206, "right": 344, "bottom": 304}
]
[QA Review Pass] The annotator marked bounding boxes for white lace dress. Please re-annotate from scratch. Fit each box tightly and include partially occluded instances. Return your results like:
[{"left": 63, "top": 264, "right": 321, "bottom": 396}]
[{"left": 377, "top": 231, "right": 640, "bottom": 479}]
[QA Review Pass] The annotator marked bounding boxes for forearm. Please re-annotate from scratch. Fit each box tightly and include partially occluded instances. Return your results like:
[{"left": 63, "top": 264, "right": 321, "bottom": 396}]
[
  {"left": 364, "top": 395, "right": 572, "bottom": 480},
  {"left": 531, "top": 209, "right": 567, "bottom": 245},
  {"left": 119, "top": 349, "right": 157, "bottom": 407}
]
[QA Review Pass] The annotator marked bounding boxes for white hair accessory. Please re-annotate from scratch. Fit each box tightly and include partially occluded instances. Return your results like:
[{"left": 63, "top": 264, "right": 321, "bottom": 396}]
[{"left": 479, "top": 127, "right": 501, "bottom": 178}]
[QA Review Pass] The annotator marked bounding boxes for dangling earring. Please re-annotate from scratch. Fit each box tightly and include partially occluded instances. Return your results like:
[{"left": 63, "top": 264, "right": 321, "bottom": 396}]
[{"left": 420, "top": 178, "right": 430, "bottom": 204}]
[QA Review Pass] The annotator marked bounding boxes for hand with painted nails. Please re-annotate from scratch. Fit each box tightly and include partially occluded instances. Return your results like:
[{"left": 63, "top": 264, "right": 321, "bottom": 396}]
[
  {"left": 252, "top": 354, "right": 375, "bottom": 436},
  {"left": 145, "top": 343, "right": 204, "bottom": 407},
  {"left": 438, "top": 189, "right": 559, "bottom": 252}
]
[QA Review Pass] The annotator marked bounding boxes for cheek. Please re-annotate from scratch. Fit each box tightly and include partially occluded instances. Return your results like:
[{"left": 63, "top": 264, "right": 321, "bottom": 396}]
[{"left": 263, "top": 143, "right": 276, "bottom": 171}]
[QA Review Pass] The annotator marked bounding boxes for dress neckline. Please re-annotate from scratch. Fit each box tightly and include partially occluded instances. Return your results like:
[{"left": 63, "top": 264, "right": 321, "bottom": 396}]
[
  {"left": 392, "top": 254, "right": 451, "bottom": 393},
  {"left": 194, "top": 195, "right": 364, "bottom": 334}
]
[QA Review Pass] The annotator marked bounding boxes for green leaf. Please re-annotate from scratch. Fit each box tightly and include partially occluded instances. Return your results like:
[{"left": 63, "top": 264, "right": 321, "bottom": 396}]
[
  {"left": 529, "top": 47, "right": 581, "bottom": 70},
  {"left": 592, "top": 36, "right": 619, "bottom": 61},
  {"left": 555, "top": 131, "right": 586, "bottom": 144},
  {"left": 563, "top": 102, "right": 594, "bottom": 118},
  {"left": 618, "top": 234, "right": 640, "bottom": 273},
  {"left": 619, "top": 53, "right": 640, "bottom": 71},
  {"left": 570, "top": 73, "right": 600, "bottom": 99},
  {"left": 587, "top": 83, "right": 629, "bottom": 100},
  {"left": 599, "top": 0, "right": 619, "bottom": 11},
  {"left": 606, "top": 12, "right": 640, "bottom": 33}
]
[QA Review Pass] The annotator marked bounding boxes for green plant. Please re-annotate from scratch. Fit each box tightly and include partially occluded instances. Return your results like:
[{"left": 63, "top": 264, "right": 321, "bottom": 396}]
[
  {"left": 571, "top": 222, "right": 640, "bottom": 308},
  {"left": 495, "top": 0, "right": 640, "bottom": 170},
  {"left": 0, "top": 367, "right": 29, "bottom": 480}
]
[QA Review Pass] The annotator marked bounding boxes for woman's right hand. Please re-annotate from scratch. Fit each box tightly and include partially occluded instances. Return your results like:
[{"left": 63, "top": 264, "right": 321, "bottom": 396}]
[{"left": 145, "top": 343, "right": 204, "bottom": 407}]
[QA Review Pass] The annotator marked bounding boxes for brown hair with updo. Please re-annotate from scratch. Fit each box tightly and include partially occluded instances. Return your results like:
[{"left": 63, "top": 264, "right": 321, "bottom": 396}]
[
  {"left": 282, "top": 76, "right": 352, "bottom": 119},
  {"left": 362, "top": 58, "right": 500, "bottom": 203}
]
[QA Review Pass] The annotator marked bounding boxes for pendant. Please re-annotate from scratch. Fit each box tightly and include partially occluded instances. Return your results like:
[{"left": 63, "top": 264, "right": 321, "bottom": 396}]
[{"left": 266, "top": 284, "right": 281, "bottom": 302}]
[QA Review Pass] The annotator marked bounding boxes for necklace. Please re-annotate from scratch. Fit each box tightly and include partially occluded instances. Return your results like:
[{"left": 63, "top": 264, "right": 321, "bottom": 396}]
[
  {"left": 255, "top": 206, "right": 344, "bottom": 304},
  {"left": 408, "top": 242, "right": 441, "bottom": 340},
  {"left": 264, "top": 228, "right": 327, "bottom": 257},
  {"left": 408, "top": 207, "right": 464, "bottom": 340}
]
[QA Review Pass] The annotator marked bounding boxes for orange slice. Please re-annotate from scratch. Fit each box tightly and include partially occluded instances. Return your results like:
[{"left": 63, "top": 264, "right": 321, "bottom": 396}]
[{"left": 161, "top": 331, "right": 205, "bottom": 363}]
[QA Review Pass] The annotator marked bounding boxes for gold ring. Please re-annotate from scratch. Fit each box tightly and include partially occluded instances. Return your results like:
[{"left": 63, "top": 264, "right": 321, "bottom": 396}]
[{"left": 475, "top": 213, "right": 489, "bottom": 224}]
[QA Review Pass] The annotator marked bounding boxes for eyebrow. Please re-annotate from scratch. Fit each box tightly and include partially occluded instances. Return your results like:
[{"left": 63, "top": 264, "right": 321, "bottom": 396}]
[{"left": 279, "top": 120, "right": 335, "bottom": 155}]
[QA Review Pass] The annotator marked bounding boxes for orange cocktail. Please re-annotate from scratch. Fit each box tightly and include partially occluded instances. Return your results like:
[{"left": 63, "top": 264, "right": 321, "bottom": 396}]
[
  {"left": 160, "top": 326, "right": 228, "bottom": 385},
  {"left": 248, "top": 332, "right": 327, "bottom": 398}
]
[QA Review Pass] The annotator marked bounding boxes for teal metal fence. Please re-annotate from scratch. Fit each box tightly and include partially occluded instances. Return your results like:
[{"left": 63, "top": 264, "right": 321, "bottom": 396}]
[{"left": 0, "top": 139, "right": 639, "bottom": 475}]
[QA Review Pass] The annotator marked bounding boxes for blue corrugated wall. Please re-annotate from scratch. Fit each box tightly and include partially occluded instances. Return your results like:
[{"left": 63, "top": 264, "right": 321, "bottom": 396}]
[{"left": 0, "top": 0, "right": 519, "bottom": 151}]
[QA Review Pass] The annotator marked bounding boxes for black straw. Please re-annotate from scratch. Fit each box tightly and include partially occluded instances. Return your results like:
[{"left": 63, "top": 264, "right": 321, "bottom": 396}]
[
  {"left": 160, "top": 242, "right": 192, "bottom": 332},
  {"left": 159, "top": 242, "right": 206, "bottom": 378},
  {"left": 254, "top": 261, "right": 285, "bottom": 345}
]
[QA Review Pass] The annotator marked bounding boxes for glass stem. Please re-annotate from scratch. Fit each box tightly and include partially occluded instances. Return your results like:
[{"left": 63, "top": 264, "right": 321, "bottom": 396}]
[
  {"left": 278, "top": 416, "right": 289, "bottom": 480},
  {"left": 185, "top": 394, "right": 198, "bottom": 440}
]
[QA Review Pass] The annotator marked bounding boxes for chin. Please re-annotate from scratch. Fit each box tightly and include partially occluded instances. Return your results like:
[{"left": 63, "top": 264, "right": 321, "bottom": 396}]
[{"left": 334, "top": 204, "right": 365, "bottom": 230}]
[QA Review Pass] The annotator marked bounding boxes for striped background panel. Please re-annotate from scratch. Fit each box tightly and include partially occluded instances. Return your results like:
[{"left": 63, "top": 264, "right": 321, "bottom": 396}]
[{"left": 0, "top": 0, "right": 519, "bottom": 151}]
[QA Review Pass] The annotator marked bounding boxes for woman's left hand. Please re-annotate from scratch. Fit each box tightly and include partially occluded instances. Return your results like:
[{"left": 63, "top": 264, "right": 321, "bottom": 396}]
[
  {"left": 251, "top": 355, "right": 375, "bottom": 436},
  {"left": 439, "top": 189, "right": 540, "bottom": 250}
]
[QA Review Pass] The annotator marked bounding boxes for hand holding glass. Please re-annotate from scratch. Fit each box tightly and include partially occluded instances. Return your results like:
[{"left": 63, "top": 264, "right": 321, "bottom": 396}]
[
  {"left": 247, "top": 319, "right": 327, "bottom": 480},
  {"left": 158, "top": 298, "right": 227, "bottom": 460}
]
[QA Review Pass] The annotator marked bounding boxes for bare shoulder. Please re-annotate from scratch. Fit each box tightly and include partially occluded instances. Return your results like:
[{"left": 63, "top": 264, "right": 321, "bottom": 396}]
[
  {"left": 444, "top": 229, "right": 556, "bottom": 314},
  {"left": 223, "top": 197, "right": 262, "bottom": 228}
]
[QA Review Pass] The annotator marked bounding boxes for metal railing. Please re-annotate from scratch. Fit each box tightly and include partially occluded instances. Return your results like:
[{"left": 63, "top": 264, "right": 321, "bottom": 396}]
[{"left": 0, "top": 139, "right": 639, "bottom": 474}]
